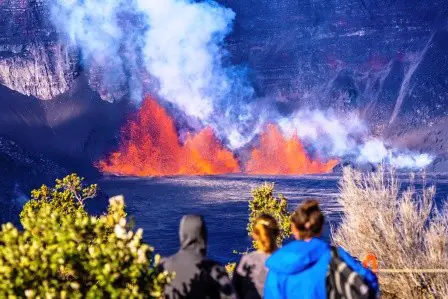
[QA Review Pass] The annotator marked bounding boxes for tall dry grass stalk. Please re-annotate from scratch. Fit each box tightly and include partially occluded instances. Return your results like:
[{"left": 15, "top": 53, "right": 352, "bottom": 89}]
[{"left": 332, "top": 167, "right": 448, "bottom": 298}]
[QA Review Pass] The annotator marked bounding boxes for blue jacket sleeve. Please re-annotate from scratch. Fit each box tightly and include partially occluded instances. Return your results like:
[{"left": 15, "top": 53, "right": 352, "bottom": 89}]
[
  {"left": 264, "top": 270, "right": 286, "bottom": 299},
  {"left": 337, "top": 247, "right": 379, "bottom": 295}
]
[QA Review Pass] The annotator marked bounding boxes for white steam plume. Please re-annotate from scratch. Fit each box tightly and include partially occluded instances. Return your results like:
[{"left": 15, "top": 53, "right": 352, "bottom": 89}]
[
  {"left": 136, "top": 0, "right": 234, "bottom": 119},
  {"left": 279, "top": 110, "right": 433, "bottom": 169},
  {"left": 357, "top": 140, "right": 433, "bottom": 169},
  {"left": 50, "top": 0, "right": 140, "bottom": 101},
  {"left": 49, "top": 0, "right": 437, "bottom": 165},
  {"left": 50, "top": 0, "right": 254, "bottom": 147}
]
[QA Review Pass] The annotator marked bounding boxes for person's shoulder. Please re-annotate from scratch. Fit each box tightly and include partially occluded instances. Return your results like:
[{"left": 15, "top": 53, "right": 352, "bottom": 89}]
[
  {"left": 336, "top": 247, "right": 361, "bottom": 264},
  {"left": 202, "top": 259, "right": 231, "bottom": 281},
  {"left": 278, "top": 240, "right": 301, "bottom": 250},
  {"left": 266, "top": 239, "right": 330, "bottom": 273},
  {"left": 240, "top": 251, "right": 263, "bottom": 262},
  {"left": 200, "top": 258, "right": 225, "bottom": 272},
  {"left": 269, "top": 240, "right": 303, "bottom": 257},
  {"left": 240, "top": 250, "right": 270, "bottom": 266},
  {"left": 273, "top": 238, "right": 329, "bottom": 257},
  {"left": 158, "top": 252, "right": 183, "bottom": 270}
]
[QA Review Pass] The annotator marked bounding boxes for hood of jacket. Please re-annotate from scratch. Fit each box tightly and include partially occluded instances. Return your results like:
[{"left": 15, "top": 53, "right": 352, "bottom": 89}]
[
  {"left": 179, "top": 214, "right": 207, "bottom": 256},
  {"left": 266, "top": 238, "right": 330, "bottom": 275}
]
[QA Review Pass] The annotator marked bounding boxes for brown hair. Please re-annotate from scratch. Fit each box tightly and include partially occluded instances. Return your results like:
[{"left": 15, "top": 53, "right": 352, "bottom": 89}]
[
  {"left": 252, "top": 214, "right": 280, "bottom": 253},
  {"left": 291, "top": 199, "right": 325, "bottom": 239}
]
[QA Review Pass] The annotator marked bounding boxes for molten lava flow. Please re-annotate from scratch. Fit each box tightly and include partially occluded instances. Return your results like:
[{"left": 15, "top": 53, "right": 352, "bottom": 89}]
[
  {"left": 246, "top": 124, "right": 338, "bottom": 175},
  {"left": 183, "top": 128, "right": 240, "bottom": 174},
  {"left": 98, "top": 97, "right": 240, "bottom": 176},
  {"left": 99, "top": 98, "right": 338, "bottom": 176}
]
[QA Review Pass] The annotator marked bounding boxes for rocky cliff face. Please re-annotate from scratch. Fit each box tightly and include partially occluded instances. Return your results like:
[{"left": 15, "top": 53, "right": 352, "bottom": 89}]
[
  {"left": 1, "top": 0, "right": 446, "bottom": 123},
  {"left": 0, "top": 0, "right": 447, "bottom": 157},
  {"left": 220, "top": 0, "right": 448, "bottom": 124},
  {"left": 0, "top": 0, "right": 129, "bottom": 164},
  {"left": 0, "top": 75, "right": 127, "bottom": 165},
  {"left": 217, "top": 0, "right": 448, "bottom": 155},
  {"left": 0, "top": 42, "right": 76, "bottom": 100},
  {"left": 0, "top": 0, "right": 76, "bottom": 100}
]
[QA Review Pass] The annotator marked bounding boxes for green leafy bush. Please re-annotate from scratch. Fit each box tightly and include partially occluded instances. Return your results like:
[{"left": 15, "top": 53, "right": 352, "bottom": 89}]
[
  {"left": 20, "top": 174, "right": 98, "bottom": 229},
  {"left": 226, "top": 183, "right": 292, "bottom": 276},
  {"left": 225, "top": 262, "right": 236, "bottom": 279},
  {"left": 0, "top": 174, "right": 171, "bottom": 298},
  {"left": 247, "top": 182, "right": 291, "bottom": 249}
]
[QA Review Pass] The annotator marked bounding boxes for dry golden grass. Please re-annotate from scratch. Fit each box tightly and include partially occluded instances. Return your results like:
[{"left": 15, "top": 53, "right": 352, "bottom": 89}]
[{"left": 332, "top": 167, "right": 448, "bottom": 298}]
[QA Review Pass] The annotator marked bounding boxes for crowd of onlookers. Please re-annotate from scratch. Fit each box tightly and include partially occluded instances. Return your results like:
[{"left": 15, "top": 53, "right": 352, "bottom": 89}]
[{"left": 159, "top": 200, "right": 379, "bottom": 299}]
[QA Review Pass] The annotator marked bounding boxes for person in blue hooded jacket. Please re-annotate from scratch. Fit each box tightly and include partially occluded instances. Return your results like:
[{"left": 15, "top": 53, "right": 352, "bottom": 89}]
[{"left": 264, "top": 199, "right": 379, "bottom": 299}]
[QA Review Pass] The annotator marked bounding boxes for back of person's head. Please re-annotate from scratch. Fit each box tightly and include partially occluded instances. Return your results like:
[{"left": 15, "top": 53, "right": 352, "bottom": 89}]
[
  {"left": 291, "top": 199, "right": 324, "bottom": 240},
  {"left": 252, "top": 214, "right": 280, "bottom": 253},
  {"left": 179, "top": 215, "right": 207, "bottom": 255}
]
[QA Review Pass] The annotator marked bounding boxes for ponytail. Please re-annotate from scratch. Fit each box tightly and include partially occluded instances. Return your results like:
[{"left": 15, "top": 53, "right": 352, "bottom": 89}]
[{"left": 252, "top": 214, "right": 280, "bottom": 253}]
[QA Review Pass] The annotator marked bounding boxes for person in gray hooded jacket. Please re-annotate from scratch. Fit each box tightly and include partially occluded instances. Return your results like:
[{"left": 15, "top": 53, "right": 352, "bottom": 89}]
[{"left": 160, "top": 215, "right": 236, "bottom": 299}]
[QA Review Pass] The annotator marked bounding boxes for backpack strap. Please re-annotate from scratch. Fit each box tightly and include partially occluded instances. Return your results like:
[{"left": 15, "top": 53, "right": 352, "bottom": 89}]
[
  {"left": 327, "top": 246, "right": 376, "bottom": 299},
  {"left": 330, "top": 245, "right": 339, "bottom": 259},
  {"left": 327, "top": 245, "right": 341, "bottom": 299}
]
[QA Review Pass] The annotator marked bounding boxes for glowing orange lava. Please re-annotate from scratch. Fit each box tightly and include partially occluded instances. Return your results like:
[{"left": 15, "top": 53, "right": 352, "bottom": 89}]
[
  {"left": 98, "top": 97, "right": 240, "bottom": 176},
  {"left": 246, "top": 124, "right": 338, "bottom": 175}
]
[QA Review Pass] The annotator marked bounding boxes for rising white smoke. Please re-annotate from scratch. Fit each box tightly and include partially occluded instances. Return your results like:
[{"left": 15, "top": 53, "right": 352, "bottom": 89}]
[
  {"left": 357, "top": 139, "right": 433, "bottom": 169},
  {"left": 135, "top": 0, "right": 234, "bottom": 119},
  {"left": 50, "top": 0, "right": 138, "bottom": 101},
  {"left": 279, "top": 110, "right": 433, "bottom": 169},
  {"left": 50, "top": 0, "right": 434, "bottom": 168},
  {"left": 50, "top": 0, "right": 255, "bottom": 147}
]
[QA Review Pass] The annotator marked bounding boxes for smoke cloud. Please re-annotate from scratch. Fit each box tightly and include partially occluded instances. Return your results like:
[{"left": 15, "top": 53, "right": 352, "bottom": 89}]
[
  {"left": 279, "top": 110, "right": 433, "bottom": 169},
  {"left": 50, "top": 0, "right": 434, "bottom": 169},
  {"left": 50, "top": 0, "right": 255, "bottom": 147},
  {"left": 135, "top": 0, "right": 233, "bottom": 119}
]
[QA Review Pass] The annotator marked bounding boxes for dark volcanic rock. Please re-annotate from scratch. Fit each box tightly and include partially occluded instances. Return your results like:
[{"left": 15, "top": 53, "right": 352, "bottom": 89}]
[
  {"left": 0, "top": 0, "right": 446, "bottom": 163},
  {"left": 0, "top": 0, "right": 446, "bottom": 129},
  {"left": 0, "top": 0, "right": 77, "bottom": 100},
  {"left": 0, "top": 135, "right": 110, "bottom": 224},
  {"left": 0, "top": 137, "right": 66, "bottom": 181},
  {"left": 219, "top": 0, "right": 448, "bottom": 134},
  {"left": 332, "top": 160, "right": 377, "bottom": 173},
  {"left": 0, "top": 84, "right": 54, "bottom": 151},
  {"left": 0, "top": 0, "right": 130, "bottom": 103},
  {"left": 0, "top": 42, "right": 76, "bottom": 100},
  {"left": 219, "top": 0, "right": 448, "bottom": 154},
  {"left": 385, "top": 115, "right": 448, "bottom": 162},
  {"left": 42, "top": 74, "right": 130, "bottom": 169},
  {"left": 0, "top": 74, "right": 128, "bottom": 175},
  {"left": 0, "top": 136, "right": 67, "bottom": 224},
  {"left": 0, "top": 0, "right": 446, "bottom": 120}
]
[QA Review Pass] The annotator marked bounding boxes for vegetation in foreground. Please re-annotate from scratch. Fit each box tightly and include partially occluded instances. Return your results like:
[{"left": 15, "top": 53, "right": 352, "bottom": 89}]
[
  {"left": 226, "top": 182, "right": 291, "bottom": 277},
  {"left": 248, "top": 182, "right": 291, "bottom": 248},
  {"left": 0, "top": 167, "right": 447, "bottom": 298},
  {"left": 238, "top": 167, "right": 448, "bottom": 298},
  {"left": 0, "top": 174, "right": 171, "bottom": 298},
  {"left": 333, "top": 167, "right": 448, "bottom": 298}
]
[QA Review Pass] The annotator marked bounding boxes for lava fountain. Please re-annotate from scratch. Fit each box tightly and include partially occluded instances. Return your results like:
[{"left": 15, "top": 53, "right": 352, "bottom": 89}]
[
  {"left": 98, "top": 97, "right": 240, "bottom": 176},
  {"left": 98, "top": 98, "right": 338, "bottom": 176},
  {"left": 246, "top": 124, "right": 338, "bottom": 175}
]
